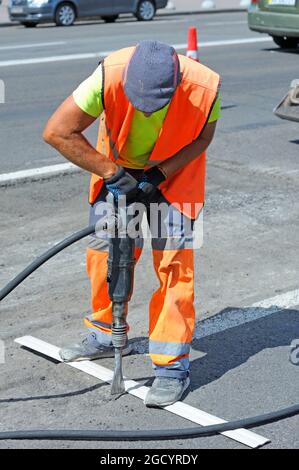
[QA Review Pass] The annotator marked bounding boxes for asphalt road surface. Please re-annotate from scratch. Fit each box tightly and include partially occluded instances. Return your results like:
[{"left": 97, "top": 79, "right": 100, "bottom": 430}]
[{"left": 0, "top": 12, "right": 298, "bottom": 449}]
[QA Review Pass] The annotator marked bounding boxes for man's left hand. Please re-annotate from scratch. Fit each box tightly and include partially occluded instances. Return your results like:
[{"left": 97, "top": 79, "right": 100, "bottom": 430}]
[{"left": 137, "top": 166, "right": 167, "bottom": 205}]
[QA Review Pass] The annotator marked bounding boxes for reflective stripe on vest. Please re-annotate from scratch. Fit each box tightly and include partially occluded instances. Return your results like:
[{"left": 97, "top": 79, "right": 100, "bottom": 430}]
[{"left": 89, "top": 47, "right": 220, "bottom": 219}]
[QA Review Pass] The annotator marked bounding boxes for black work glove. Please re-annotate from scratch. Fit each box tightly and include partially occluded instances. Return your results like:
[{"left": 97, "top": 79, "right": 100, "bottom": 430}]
[
  {"left": 104, "top": 166, "right": 139, "bottom": 203},
  {"left": 137, "top": 166, "right": 167, "bottom": 206}
]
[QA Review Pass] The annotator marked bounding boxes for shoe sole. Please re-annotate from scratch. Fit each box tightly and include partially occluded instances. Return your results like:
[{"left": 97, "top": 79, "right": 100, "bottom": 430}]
[
  {"left": 60, "top": 344, "right": 133, "bottom": 363},
  {"left": 144, "top": 377, "right": 191, "bottom": 408}
]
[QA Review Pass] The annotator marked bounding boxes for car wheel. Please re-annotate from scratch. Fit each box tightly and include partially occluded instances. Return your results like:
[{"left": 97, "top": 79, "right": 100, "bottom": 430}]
[
  {"left": 101, "top": 15, "right": 119, "bottom": 23},
  {"left": 21, "top": 22, "right": 37, "bottom": 28},
  {"left": 135, "top": 0, "right": 156, "bottom": 21},
  {"left": 272, "top": 36, "right": 298, "bottom": 49},
  {"left": 55, "top": 2, "right": 76, "bottom": 27}
]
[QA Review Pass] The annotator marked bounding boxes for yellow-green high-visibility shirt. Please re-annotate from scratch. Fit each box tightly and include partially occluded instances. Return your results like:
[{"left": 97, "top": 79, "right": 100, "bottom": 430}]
[{"left": 73, "top": 65, "right": 221, "bottom": 170}]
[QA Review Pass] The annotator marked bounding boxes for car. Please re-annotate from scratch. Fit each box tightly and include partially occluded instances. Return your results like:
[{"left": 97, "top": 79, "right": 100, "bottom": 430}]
[
  {"left": 248, "top": 0, "right": 299, "bottom": 48},
  {"left": 8, "top": 0, "right": 168, "bottom": 27}
]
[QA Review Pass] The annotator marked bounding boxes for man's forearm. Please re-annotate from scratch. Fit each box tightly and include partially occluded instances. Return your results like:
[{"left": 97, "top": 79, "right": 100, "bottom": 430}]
[
  {"left": 159, "top": 136, "right": 210, "bottom": 177},
  {"left": 159, "top": 121, "right": 217, "bottom": 178},
  {"left": 44, "top": 130, "right": 117, "bottom": 179},
  {"left": 43, "top": 96, "right": 118, "bottom": 179}
]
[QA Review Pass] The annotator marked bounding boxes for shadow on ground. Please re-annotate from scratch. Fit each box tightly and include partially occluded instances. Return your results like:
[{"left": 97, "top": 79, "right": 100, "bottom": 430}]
[
  {"left": 191, "top": 307, "right": 299, "bottom": 392},
  {"left": 262, "top": 46, "right": 299, "bottom": 55},
  {"left": 1, "top": 308, "right": 298, "bottom": 403}
]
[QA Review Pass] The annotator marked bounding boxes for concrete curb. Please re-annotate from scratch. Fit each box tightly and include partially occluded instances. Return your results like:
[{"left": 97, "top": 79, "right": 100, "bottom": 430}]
[
  {"left": 0, "top": 22, "right": 14, "bottom": 27},
  {"left": 0, "top": 8, "right": 247, "bottom": 27},
  {"left": 0, "top": 164, "right": 81, "bottom": 187},
  {"left": 158, "top": 7, "right": 247, "bottom": 16}
]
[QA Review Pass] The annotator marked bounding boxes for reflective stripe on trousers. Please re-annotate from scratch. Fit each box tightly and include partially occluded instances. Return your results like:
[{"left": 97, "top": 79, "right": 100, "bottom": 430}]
[{"left": 84, "top": 184, "right": 196, "bottom": 379}]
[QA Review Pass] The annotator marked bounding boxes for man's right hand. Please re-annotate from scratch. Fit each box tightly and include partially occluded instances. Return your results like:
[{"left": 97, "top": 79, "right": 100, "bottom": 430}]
[{"left": 104, "top": 166, "right": 139, "bottom": 202}]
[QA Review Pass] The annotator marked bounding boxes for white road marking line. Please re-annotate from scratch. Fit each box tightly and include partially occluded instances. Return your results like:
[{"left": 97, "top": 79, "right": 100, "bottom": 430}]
[
  {"left": 0, "top": 51, "right": 109, "bottom": 67},
  {"left": 121, "top": 18, "right": 190, "bottom": 25},
  {"left": 14, "top": 336, "right": 270, "bottom": 448},
  {"left": 0, "top": 37, "right": 272, "bottom": 68},
  {"left": 195, "top": 289, "right": 299, "bottom": 339},
  {"left": 0, "top": 162, "right": 80, "bottom": 186},
  {"left": 205, "top": 20, "right": 247, "bottom": 26},
  {"left": 172, "top": 37, "right": 272, "bottom": 49},
  {"left": 0, "top": 41, "right": 66, "bottom": 51}
]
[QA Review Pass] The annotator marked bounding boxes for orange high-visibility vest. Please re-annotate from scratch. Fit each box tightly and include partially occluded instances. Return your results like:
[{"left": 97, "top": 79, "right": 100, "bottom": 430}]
[{"left": 89, "top": 47, "right": 220, "bottom": 219}]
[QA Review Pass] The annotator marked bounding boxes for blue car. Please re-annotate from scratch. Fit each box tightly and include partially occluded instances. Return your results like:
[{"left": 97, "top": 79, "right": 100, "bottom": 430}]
[{"left": 8, "top": 0, "right": 168, "bottom": 27}]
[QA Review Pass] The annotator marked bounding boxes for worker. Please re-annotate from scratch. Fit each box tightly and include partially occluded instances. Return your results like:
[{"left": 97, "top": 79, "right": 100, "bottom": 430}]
[{"left": 43, "top": 40, "right": 221, "bottom": 407}]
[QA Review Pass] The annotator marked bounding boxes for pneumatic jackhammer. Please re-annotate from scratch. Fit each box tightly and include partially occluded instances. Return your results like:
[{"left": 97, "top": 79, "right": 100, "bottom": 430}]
[{"left": 106, "top": 200, "right": 136, "bottom": 395}]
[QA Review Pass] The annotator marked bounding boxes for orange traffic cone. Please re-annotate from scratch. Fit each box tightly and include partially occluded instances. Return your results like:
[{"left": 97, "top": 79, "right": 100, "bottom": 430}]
[{"left": 186, "top": 27, "right": 199, "bottom": 62}]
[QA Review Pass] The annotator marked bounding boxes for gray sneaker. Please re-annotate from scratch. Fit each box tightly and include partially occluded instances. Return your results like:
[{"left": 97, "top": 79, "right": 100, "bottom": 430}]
[
  {"left": 59, "top": 333, "right": 133, "bottom": 363},
  {"left": 144, "top": 376, "right": 190, "bottom": 408}
]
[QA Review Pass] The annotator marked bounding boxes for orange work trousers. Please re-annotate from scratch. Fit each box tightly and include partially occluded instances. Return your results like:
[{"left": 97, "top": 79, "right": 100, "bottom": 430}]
[{"left": 84, "top": 187, "right": 196, "bottom": 379}]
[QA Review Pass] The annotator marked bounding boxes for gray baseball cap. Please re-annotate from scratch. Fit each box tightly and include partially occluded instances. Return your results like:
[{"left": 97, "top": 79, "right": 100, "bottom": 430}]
[{"left": 124, "top": 40, "right": 181, "bottom": 114}]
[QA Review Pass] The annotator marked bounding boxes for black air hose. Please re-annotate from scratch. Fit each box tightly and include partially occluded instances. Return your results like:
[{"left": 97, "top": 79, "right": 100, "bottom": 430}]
[
  {"left": 0, "top": 403, "right": 298, "bottom": 441},
  {"left": 0, "top": 225, "right": 95, "bottom": 302}
]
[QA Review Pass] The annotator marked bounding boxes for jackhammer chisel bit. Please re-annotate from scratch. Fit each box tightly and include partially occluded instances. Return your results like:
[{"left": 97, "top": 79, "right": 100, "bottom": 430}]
[
  {"left": 111, "top": 348, "right": 125, "bottom": 395},
  {"left": 110, "top": 302, "right": 128, "bottom": 395}
]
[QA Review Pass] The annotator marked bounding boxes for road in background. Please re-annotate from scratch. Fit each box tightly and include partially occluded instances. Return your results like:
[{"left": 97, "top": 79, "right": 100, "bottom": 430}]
[
  {"left": 0, "top": 12, "right": 297, "bottom": 174},
  {"left": 0, "top": 0, "right": 247, "bottom": 25},
  {"left": 0, "top": 12, "right": 298, "bottom": 449}
]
